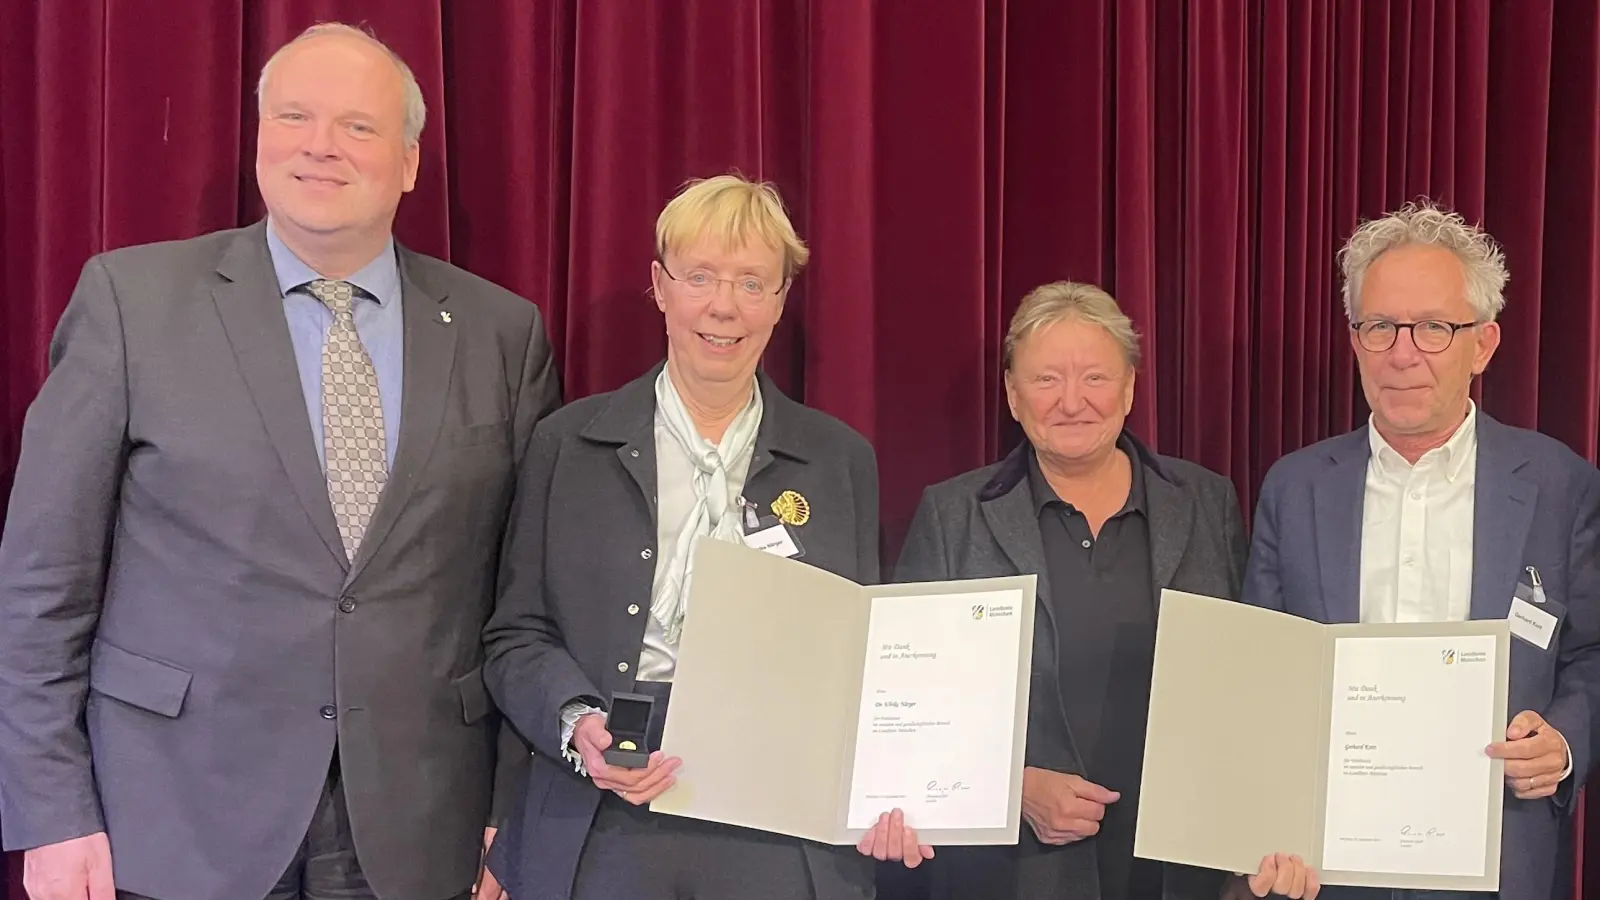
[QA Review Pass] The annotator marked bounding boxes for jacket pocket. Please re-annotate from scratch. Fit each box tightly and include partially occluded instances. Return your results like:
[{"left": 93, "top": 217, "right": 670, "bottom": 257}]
[
  {"left": 89, "top": 641, "right": 193, "bottom": 718},
  {"left": 453, "top": 665, "right": 492, "bottom": 724}
]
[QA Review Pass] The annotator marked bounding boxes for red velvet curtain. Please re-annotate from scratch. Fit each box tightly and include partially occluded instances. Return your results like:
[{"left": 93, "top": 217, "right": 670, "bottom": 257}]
[{"left": 4, "top": 2, "right": 1600, "bottom": 899}]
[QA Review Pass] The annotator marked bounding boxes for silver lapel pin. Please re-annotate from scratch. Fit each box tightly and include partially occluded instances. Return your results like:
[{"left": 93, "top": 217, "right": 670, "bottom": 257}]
[{"left": 439, "top": 310, "right": 452, "bottom": 324}]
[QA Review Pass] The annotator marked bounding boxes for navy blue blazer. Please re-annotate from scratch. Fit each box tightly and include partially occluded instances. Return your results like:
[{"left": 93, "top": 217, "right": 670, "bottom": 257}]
[{"left": 1243, "top": 411, "right": 1600, "bottom": 900}]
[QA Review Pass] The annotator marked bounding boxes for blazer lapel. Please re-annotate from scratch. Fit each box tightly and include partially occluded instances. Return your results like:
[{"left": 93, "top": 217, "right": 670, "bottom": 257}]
[
  {"left": 744, "top": 372, "right": 817, "bottom": 499},
  {"left": 346, "top": 250, "right": 457, "bottom": 583},
  {"left": 980, "top": 477, "right": 1062, "bottom": 695},
  {"left": 581, "top": 364, "right": 663, "bottom": 519},
  {"left": 1312, "top": 431, "right": 1369, "bottom": 624},
  {"left": 1143, "top": 470, "right": 1195, "bottom": 597},
  {"left": 617, "top": 431, "right": 659, "bottom": 518},
  {"left": 211, "top": 224, "right": 347, "bottom": 570},
  {"left": 977, "top": 448, "right": 1082, "bottom": 767},
  {"left": 1470, "top": 416, "right": 1537, "bottom": 620},
  {"left": 980, "top": 482, "right": 1054, "bottom": 610}
]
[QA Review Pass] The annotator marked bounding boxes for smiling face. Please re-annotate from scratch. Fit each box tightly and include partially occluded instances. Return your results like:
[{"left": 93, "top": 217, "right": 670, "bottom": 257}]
[
  {"left": 651, "top": 233, "right": 787, "bottom": 397},
  {"left": 1351, "top": 243, "right": 1500, "bottom": 440},
  {"left": 1005, "top": 317, "right": 1136, "bottom": 468},
  {"left": 254, "top": 33, "right": 419, "bottom": 251}
]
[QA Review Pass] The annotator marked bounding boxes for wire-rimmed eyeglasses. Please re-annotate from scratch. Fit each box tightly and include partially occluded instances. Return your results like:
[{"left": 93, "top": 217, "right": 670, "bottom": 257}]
[{"left": 659, "top": 263, "right": 785, "bottom": 301}]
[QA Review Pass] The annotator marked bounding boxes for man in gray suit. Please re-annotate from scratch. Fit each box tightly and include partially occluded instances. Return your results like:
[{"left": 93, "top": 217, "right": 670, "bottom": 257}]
[
  {"left": 0, "top": 23, "right": 558, "bottom": 900},
  {"left": 1244, "top": 201, "right": 1600, "bottom": 900}
]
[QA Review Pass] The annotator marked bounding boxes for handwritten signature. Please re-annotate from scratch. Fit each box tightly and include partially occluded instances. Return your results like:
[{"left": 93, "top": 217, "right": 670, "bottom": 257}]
[
  {"left": 1399, "top": 825, "right": 1445, "bottom": 838},
  {"left": 926, "top": 780, "right": 971, "bottom": 799}
]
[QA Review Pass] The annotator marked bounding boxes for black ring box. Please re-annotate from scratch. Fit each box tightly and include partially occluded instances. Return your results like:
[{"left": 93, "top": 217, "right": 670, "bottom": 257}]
[{"left": 602, "top": 691, "right": 654, "bottom": 769}]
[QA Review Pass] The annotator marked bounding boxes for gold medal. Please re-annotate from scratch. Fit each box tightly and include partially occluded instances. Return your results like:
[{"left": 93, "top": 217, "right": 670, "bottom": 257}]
[{"left": 771, "top": 490, "right": 811, "bottom": 526}]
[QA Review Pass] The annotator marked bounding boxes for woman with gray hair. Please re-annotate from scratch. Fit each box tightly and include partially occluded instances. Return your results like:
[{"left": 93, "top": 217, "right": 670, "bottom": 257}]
[{"left": 894, "top": 282, "right": 1306, "bottom": 900}]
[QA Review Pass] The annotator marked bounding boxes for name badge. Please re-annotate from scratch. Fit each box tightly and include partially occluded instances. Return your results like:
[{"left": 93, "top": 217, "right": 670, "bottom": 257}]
[
  {"left": 1509, "top": 597, "right": 1557, "bottom": 650},
  {"left": 744, "top": 523, "right": 801, "bottom": 558}
]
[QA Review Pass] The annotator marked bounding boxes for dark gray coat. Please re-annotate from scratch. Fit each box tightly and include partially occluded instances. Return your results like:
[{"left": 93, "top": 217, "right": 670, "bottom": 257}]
[
  {"left": 484, "top": 361, "right": 881, "bottom": 900},
  {"left": 896, "top": 435, "right": 1246, "bottom": 900}
]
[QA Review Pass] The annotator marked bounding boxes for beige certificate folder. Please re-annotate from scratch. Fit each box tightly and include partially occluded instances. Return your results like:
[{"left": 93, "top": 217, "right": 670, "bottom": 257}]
[
  {"left": 1134, "top": 590, "right": 1509, "bottom": 892},
  {"left": 649, "top": 538, "right": 1037, "bottom": 846}
]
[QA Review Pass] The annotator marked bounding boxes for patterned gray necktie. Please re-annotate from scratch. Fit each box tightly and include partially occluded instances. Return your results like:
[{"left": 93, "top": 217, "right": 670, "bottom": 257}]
[{"left": 305, "top": 279, "right": 387, "bottom": 561}]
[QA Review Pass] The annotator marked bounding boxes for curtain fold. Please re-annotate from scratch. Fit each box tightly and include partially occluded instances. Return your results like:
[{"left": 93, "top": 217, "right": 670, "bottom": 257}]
[{"left": 5, "top": 2, "right": 1600, "bottom": 898}]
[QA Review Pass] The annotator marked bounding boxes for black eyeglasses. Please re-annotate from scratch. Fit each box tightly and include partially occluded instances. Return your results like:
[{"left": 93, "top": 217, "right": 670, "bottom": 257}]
[{"left": 1351, "top": 319, "right": 1480, "bottom": 353}]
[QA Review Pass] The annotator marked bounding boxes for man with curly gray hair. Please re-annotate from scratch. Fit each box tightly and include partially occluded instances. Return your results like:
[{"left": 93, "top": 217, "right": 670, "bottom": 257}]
[{"left": 1241, "top": 200, "right": 1600, "bottom": 900}]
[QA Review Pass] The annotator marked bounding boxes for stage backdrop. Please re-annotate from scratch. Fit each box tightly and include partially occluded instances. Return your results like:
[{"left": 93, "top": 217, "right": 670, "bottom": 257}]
[{"left": 4, "top": 2, "right": 1600, "bottom": 898}]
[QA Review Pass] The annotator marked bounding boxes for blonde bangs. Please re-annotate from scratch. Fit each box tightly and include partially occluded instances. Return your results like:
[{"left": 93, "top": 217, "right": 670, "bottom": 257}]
[{"left": 655, "top": 175, "right": 810, "bottom": 278}]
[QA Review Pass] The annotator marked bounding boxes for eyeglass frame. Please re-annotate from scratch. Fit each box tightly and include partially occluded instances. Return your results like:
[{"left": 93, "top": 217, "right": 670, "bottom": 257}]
[
  {"left": 1349, "top": 318, "right": 1482, "bottom": 353},
  {"left": 655, "top": 257, "right": 790, "bottom": 300}
]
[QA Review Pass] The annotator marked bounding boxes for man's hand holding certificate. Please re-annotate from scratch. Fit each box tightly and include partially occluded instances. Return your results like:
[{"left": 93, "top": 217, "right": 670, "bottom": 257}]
[{"left": 1487, "top": 709, "right": 1570, "bottom": 800}]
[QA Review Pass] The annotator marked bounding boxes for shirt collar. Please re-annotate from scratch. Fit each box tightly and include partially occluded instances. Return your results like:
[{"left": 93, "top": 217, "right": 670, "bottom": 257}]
[
  {"left": 1367, "top": 401, "right": 1478, "bottom": 482},
  {"left": 1027, "top": 431, "right": 1147, "bottom": 516},
  {"left": 264, "top": 217, "right": 401, "bottom": 308}
]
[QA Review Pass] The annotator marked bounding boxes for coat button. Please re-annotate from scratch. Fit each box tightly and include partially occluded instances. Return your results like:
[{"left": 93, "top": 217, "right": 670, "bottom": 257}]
[
  {"left": 319, "top": 705, "right": 337, "bottom": 719},
  {"left": 641, "top": 548, "right": 653, "bottom": 560},
  {"left": 617, "top": 662, "right": 630, "bottom": 673},
  {"left": 627, "top": 604, "right": 640, "bottom": 615},
  {"left": 338, "top": 597, "right": 356, "bottom": 613}
]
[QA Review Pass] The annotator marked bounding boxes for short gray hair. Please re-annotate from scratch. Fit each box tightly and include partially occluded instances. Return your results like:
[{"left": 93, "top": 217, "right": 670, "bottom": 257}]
[
  {"left": 1338, "top": 199, "right": 1508, "bottom": 324},
  {"left": 1004, "top": 281, "right": 1142, "bottom": 372},
  {"left": 256, "top": 22, "right": 427, "bottom": 147}
]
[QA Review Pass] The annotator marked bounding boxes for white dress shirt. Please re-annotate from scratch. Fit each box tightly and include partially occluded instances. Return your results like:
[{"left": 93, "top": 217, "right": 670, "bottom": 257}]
[
  {"left": 1359, "top": 403, "right": 1478, "bottom": 625},
  {"left": 1359, "top": 402, "right": 1570, "bottom": 780}
]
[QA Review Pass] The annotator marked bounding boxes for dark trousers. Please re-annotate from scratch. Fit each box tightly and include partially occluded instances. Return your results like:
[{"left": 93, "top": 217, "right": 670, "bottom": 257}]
[
  {"left": 119, "top": 752, "right": 472, "bottom": 900},
  {"left": 572, "top": 793, "right": 819, "bottom": 900}
]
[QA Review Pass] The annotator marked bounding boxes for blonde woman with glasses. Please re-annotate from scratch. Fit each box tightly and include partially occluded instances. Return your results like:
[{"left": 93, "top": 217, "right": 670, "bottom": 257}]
[{"left": 481, "top": 174, "right": 921, "bottom": 900}]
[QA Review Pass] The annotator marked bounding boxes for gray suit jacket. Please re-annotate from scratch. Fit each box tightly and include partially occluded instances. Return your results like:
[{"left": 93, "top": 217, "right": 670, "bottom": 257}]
[
  {"left": 0, "top": 221, "right": 560, "bottom": 900},
  {"left": 482, "top": 362, "right": 881, "bottom": 900},
  {"left": 895, "top": 435, "right": 1246, "bottom": 900},
  {"left": 1244, "top": 413, "right": 1600, "bottom": 900}
]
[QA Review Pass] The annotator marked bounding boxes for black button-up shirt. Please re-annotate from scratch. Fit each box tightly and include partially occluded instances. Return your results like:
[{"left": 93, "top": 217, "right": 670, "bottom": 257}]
[{"left": 1028, "top": 434, "right": 1162, "bottom": 900}]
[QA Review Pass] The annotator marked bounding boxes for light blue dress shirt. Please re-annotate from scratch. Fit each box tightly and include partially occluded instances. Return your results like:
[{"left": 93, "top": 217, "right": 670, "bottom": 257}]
[{"left": 265, "top": 220, "right": 404, "bottom": 472}]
